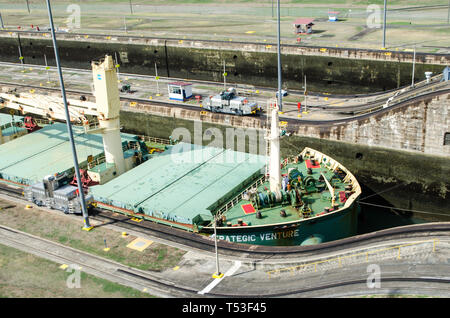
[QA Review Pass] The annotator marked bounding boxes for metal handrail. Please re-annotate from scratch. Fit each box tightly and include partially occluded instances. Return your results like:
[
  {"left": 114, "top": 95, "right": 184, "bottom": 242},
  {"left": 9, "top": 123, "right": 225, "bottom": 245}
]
[
  {"left": 215, "top": 175, "right": 266, "bottom": 216},
  {"left": 267, "top": 238, "right": 440, "bottom": 277}
]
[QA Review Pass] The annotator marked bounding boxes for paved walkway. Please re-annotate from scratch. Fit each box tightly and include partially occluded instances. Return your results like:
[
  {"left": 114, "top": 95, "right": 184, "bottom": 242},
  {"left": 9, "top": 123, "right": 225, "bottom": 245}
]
[{"left": 1, "top": 216, "right": 449, "bottom": 297}]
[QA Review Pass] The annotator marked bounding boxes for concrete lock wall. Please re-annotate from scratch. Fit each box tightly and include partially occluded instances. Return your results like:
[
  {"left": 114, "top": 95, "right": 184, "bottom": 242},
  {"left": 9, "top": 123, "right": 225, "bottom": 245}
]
[
  {"left": 117, "top": 93, "right": 450, "bottom": 219},
  {"left": 0, "top": 32, "right": 447, "bottom": 94}
]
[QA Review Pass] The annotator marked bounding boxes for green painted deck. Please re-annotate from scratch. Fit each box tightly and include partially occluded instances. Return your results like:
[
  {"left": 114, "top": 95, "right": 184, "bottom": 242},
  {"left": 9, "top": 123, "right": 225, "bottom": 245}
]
[
  {"left": 0, "top": 122, "right": 138, "bottom": 185},
  {"left": 90, "top": 142, "right": 266, "bottom": 228},
  {"left": 222, "top": 160, "right": 350, "bottom": 227}
]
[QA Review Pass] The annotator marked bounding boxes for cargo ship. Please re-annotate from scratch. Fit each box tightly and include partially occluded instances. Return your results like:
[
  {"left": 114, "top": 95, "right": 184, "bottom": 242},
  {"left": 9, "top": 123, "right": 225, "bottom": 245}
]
[{"left": 0, "top": 53, "right": 361, "bottom": 247}]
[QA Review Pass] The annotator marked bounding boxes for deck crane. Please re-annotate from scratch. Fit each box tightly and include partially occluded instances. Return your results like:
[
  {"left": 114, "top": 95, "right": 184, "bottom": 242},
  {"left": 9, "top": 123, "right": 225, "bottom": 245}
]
[{"left": 0, "top": 55, "right": 127, "bottom": 177}]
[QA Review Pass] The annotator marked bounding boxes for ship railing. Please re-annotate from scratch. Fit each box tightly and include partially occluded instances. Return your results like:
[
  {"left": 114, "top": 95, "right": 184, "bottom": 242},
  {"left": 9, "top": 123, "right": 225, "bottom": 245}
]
[
  {"left": 87, "top": 155, "right": 106, "bottom": 170},
  {"left": 215, "top": 175, "right": 266, "bottom": 217},
  {"left": 139, "top": 135, "right": 176, "bottom": 145},
  {"left": 34, "top": 118, "right": 53, "bottom": 126}
]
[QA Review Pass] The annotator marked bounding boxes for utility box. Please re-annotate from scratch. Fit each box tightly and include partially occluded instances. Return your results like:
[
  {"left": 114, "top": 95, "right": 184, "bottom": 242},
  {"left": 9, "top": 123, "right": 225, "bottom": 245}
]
[{"left": 168, "top": 82, "right": 193, "bottom": 101}]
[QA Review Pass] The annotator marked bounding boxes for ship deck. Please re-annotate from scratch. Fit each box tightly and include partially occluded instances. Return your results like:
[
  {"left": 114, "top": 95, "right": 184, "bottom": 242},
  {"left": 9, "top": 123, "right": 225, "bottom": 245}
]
[
  {"left": 219, "top": 152, "right": 354, "bottom": 228},
  {"left": 90, "top": 143, "right": 266, "bottom": 230},
  {"left": 0, "top": 122, "right": 138, "bottom": 185}
]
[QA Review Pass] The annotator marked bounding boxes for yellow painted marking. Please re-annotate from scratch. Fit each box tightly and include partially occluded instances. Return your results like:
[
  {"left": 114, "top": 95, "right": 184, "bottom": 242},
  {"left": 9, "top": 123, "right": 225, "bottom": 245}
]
[
  {"left": 84, "top": 35, "right": 89, "bottom": 39},
  {"left": 173, "top": 266, "right": 180, "bottom": 271},
  {"left": 29, "top": 89, "right": 35, "bottom": 94},
  {"left": 131, "top": 217, "right": 142, "bottom": 222},
  {"left": 59, "top": 264, "right": 68, "bottom": 270},
  {"left": 82, "top": 226, "right": 94, "bottom": 231},
  {"left": 105, "top": 36, "right": 111, "bottom": 40},
  {"left": 103, "top": 247, "right": 110, "bottom": 252},
  {"left": 156, "top": 93, "right": 161, "bottom": 97},
  {"left": 25, "top": 205, "right": 33, "bottom": 210},
  {"left": 121, "top": 232, "right": 128, "bottom": 237},
  {"left": 149, "top": 96, "right": 153, "bottom": 100},
  {"left": 266, "top": 239, "right": 439, "bottom": 278},
  {"left": 381, "top": 47, "right": 387, "bottom": 50},
  {"left": 130, "top": 102, "right": 137, "bottom": 107},
  {"left": 245, "top": 31, "right": 255, "bottom": 34},
  {"left": 127, "top": 238, "right": 153, "bottom": 252},
  {"left": 266, "top": 45, "right": 272, "bottom": 49},
  {"left": 324, "top": 97, "right": 329, "bottom": 101},
  {"left": 297, "top": 114, "right": 302, "bottom": 118},
  {"left": 212, "top": 272, "right": 224, "bottom": 279},
  {"left": 385, "top": 52, "right": 392, "bottom": 56},
  {"left": 200, "top": 111, "right": 207, "bottom": 115},
  {"left": 178, "top": 40, "right": 183, "bottom": 44},
  {"left": 320, "top": 48, "right": 327, "bottom": 52},
  {"left": 279, "top": 121, "right": 287, "bottom": 127}
]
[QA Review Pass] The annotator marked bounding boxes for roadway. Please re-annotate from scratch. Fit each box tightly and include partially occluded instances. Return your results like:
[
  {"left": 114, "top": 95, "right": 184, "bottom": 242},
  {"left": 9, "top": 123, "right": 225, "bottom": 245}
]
[
  {"left": 1, "top": 192, "right": 449, "bottom": 298},
  {"left": 0, "top": 61, "right": 448, "bottom": 124}
]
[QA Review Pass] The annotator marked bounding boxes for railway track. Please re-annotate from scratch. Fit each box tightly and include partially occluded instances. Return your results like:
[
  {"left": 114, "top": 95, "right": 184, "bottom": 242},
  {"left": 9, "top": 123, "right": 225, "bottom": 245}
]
[
  {"left": 1, "top": 183, "right": 449, "bottom": 260},
  {"left": 1, "top": 223, "right": 449, "bottom": 298},
  {"left": 2, "top": 77, "right": 450, "bottom": 129}
]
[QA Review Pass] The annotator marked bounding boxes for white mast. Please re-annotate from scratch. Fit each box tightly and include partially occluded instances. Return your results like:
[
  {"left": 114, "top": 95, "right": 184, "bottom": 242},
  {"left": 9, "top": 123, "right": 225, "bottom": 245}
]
[
  {"left": 268, "top": 105, "right": 281, "bottom": 192},
  {"left": 91, "top": 55, "right": 126, "bottom": 176},
  {"left": 267, "top": 0, "right": 282, "bottom": 192}
]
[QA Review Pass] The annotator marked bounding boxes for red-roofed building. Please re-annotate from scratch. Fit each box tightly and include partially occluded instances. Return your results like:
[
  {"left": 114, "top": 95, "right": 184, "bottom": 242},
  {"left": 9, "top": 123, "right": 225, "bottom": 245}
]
[
  {"left": 328, "top": 11, "right": 340, "bottom": 22},
  {"left": 293, "top": 18, "right": 314, "bottom": 34}
]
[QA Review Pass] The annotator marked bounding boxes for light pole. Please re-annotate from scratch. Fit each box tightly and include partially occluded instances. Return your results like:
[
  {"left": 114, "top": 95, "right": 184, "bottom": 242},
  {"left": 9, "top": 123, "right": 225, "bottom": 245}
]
[
  {"left": 129, "top": 0, "right": 133, "bottom": 15},
  {"left": 303, "top": 75, "right": 308, "bottom": 114},
  {"left": 276, "top": 0, "right": 282, "bottom": 112},
  {"left": 45, "top": 0, "right": 91, "bottom": 230},
  {"left": 114, "top": 52, "right": 121, "bottom": 82},
  {"left": 44, "top": 54, "right": 50, "bottom": 83},
  {"left": 382, "top": 0, "right": 387, "bottom": 48},
  {"left": 26, "top": 0, "right": 30, "bottom": 14},
  {"left": 411, "top": 46, "right": 416, "bottom": 87},
  {"left": 155, "top": 62, "right": 160, "bottom": 96},
  {"left": 223, "top": 60, "right": 227, "bottom": 90},
  {"left": 0, "top": 12, "right": 4, "bottom": 29},
  {"left": 448, "top": 0, "right": 450, "bottom": 24},
  {"left": 212, "top": 215, "right": 223, "bottom": 279}
]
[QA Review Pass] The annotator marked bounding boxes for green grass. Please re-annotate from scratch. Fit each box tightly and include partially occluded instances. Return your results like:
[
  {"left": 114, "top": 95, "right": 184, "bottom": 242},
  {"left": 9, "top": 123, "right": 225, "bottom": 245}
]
[
  {"left": 0, "top": 243, "right": 154, "bottom": 298},
  {"left": 0, "top": 197, "right": 186, "bottom": 273}
]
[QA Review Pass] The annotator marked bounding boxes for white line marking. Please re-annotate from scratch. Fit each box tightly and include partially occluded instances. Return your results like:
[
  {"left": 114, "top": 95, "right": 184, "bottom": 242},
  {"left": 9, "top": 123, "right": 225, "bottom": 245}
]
[{"left": 198, "top": 261, "right": 242, "bottom": 295}]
